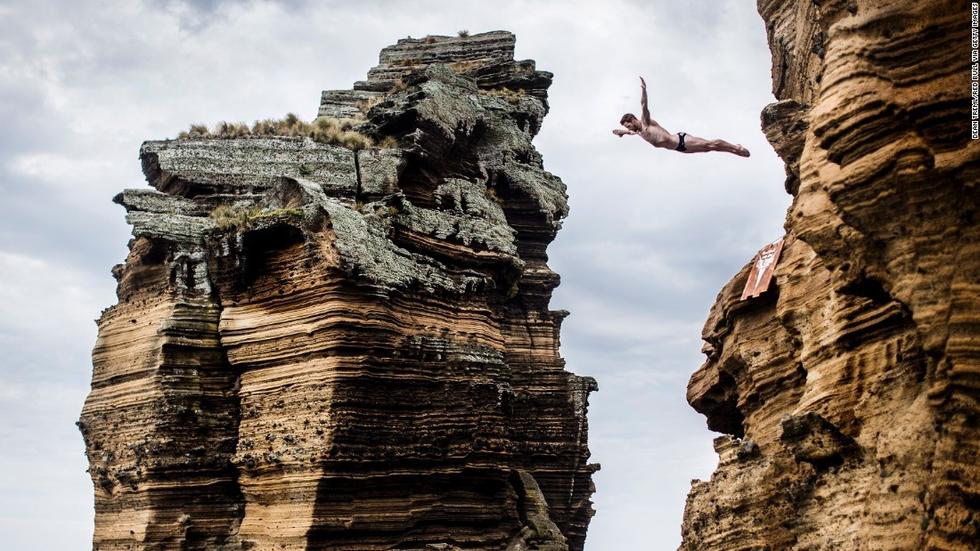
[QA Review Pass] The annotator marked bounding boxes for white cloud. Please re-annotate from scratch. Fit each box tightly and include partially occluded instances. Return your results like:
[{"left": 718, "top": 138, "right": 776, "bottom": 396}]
[
  {"left": 9, "top": 153, "right": 115, "bottom": 184},
  {"left": 0, "top": 251, "right": 104, "bottom": 338}
]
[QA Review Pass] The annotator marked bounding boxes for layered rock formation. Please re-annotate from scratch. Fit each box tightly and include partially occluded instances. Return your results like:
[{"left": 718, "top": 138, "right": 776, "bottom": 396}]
[
  {"left": 79, "top": 31, "right": 597, "bottom": 550},
  {"left": 682, "top": 1, "right": 978, "bottom": 549}
]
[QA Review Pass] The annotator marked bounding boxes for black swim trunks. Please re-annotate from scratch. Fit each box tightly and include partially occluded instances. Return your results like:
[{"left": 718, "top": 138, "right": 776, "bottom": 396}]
[{"left": 675, "top": 132, "right": 687, "bottom": 152}]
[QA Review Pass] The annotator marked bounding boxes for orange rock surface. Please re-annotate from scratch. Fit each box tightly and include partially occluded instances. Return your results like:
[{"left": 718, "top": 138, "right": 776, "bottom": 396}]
[{"left": 682, "top": 1, "right": 978, "bottom": 549}]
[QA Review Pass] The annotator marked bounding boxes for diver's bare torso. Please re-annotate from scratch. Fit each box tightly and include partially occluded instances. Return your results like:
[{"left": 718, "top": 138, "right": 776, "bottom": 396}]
[
  {"left": 621, "top": 124, "right": 679, "bottom": 149},
  {"left": 613, "top": 77, "right": 750, "bottom": 157}
]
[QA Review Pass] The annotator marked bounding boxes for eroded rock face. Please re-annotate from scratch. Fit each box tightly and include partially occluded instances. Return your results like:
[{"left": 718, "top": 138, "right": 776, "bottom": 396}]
[
  {"left": 681, "top": 1, "right": 978, "bottom": 549},
  {"left": 79, "top": 31, "right": 596, "bottom": 551}
]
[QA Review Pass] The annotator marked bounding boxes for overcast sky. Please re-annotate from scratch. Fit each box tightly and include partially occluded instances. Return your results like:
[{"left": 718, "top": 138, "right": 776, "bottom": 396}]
[{"left": 0, "top": 1, "right": 788, "bottom": 549}]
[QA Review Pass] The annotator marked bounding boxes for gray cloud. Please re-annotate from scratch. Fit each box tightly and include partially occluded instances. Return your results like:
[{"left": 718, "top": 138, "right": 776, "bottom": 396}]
[{"left": 0, "top": 1, "right": 786, "bottom": 548}]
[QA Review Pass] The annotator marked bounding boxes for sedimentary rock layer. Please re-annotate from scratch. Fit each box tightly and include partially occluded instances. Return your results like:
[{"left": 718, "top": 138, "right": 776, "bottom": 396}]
[
  {"left": 682, "top": 1, "right": 978, "bottom": 549},
  {"left": 80, "top": 31, "right": 596, "bottom": 551}
]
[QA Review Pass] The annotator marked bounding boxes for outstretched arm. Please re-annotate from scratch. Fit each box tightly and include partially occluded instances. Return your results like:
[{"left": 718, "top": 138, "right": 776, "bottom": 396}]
[
  {"left": 612, "top": 129, "right": 635, "bottom": 137},
  {"left": 640, "top": 76, "right": 652, "bottom": 125}
]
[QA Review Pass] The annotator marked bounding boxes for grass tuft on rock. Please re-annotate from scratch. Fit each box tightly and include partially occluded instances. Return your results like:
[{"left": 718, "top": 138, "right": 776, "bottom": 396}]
[
  {"left": 210, "top": 205, "right": 304, "bottom": 231},
  {"left": 178, "top": 114, "right": 376, "bottom": 150},
  {"left": 210, "top": 204, "right": 261, "bottom": 230},
  {"left": 377, "top": 136, "right": 400, "bottom": 149}
]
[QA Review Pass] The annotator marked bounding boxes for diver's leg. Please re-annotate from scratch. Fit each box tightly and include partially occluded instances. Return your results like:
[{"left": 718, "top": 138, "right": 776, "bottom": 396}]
[{"left": 681, "top": 135, "right": 750, "bottom": 157}]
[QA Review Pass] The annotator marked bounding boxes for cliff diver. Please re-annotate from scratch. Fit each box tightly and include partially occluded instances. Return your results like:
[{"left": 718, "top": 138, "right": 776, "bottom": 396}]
[{"left": 613, "top": 77, "right": 750, "bottom": 157}]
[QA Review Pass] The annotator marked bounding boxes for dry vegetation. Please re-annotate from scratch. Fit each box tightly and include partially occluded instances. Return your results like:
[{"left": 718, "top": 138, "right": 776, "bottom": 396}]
[
  {"left": 390, "top": 78, "right": 408, "bottom": 92},
  {"left": 449, "top": 60, "right": 483, "bottom": 73},
  {"left": 210, "top": 205, "right": 303, "bottom": 231},
  {"left": 480, "top": 87, "right": 528, "bottom": 104},
  {"left": 178, "top": 114, "right": 375, "bottom": 150},
  {"left": 356, "top": 96, "right": 384, "bottom": 112},
  {"left": 377, "top": 136, "right": 400, "bottom": 149},
  {"left": 353, "top": 78, "right": 408, "bottom": 115},
  {"left": 486, "top": 186, "right": 504, "bottom": 206},
  {"left": 356, "top": 79, "right": 407, "bottom": 112}
]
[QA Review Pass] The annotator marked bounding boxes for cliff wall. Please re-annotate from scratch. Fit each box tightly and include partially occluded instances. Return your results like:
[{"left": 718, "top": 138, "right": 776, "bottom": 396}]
[
  {"left": 79, "top": 31, "right": 596, "bottom": 551},
  {"left": 682, "top": 1, "right": 978, "bottom": 549}
]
